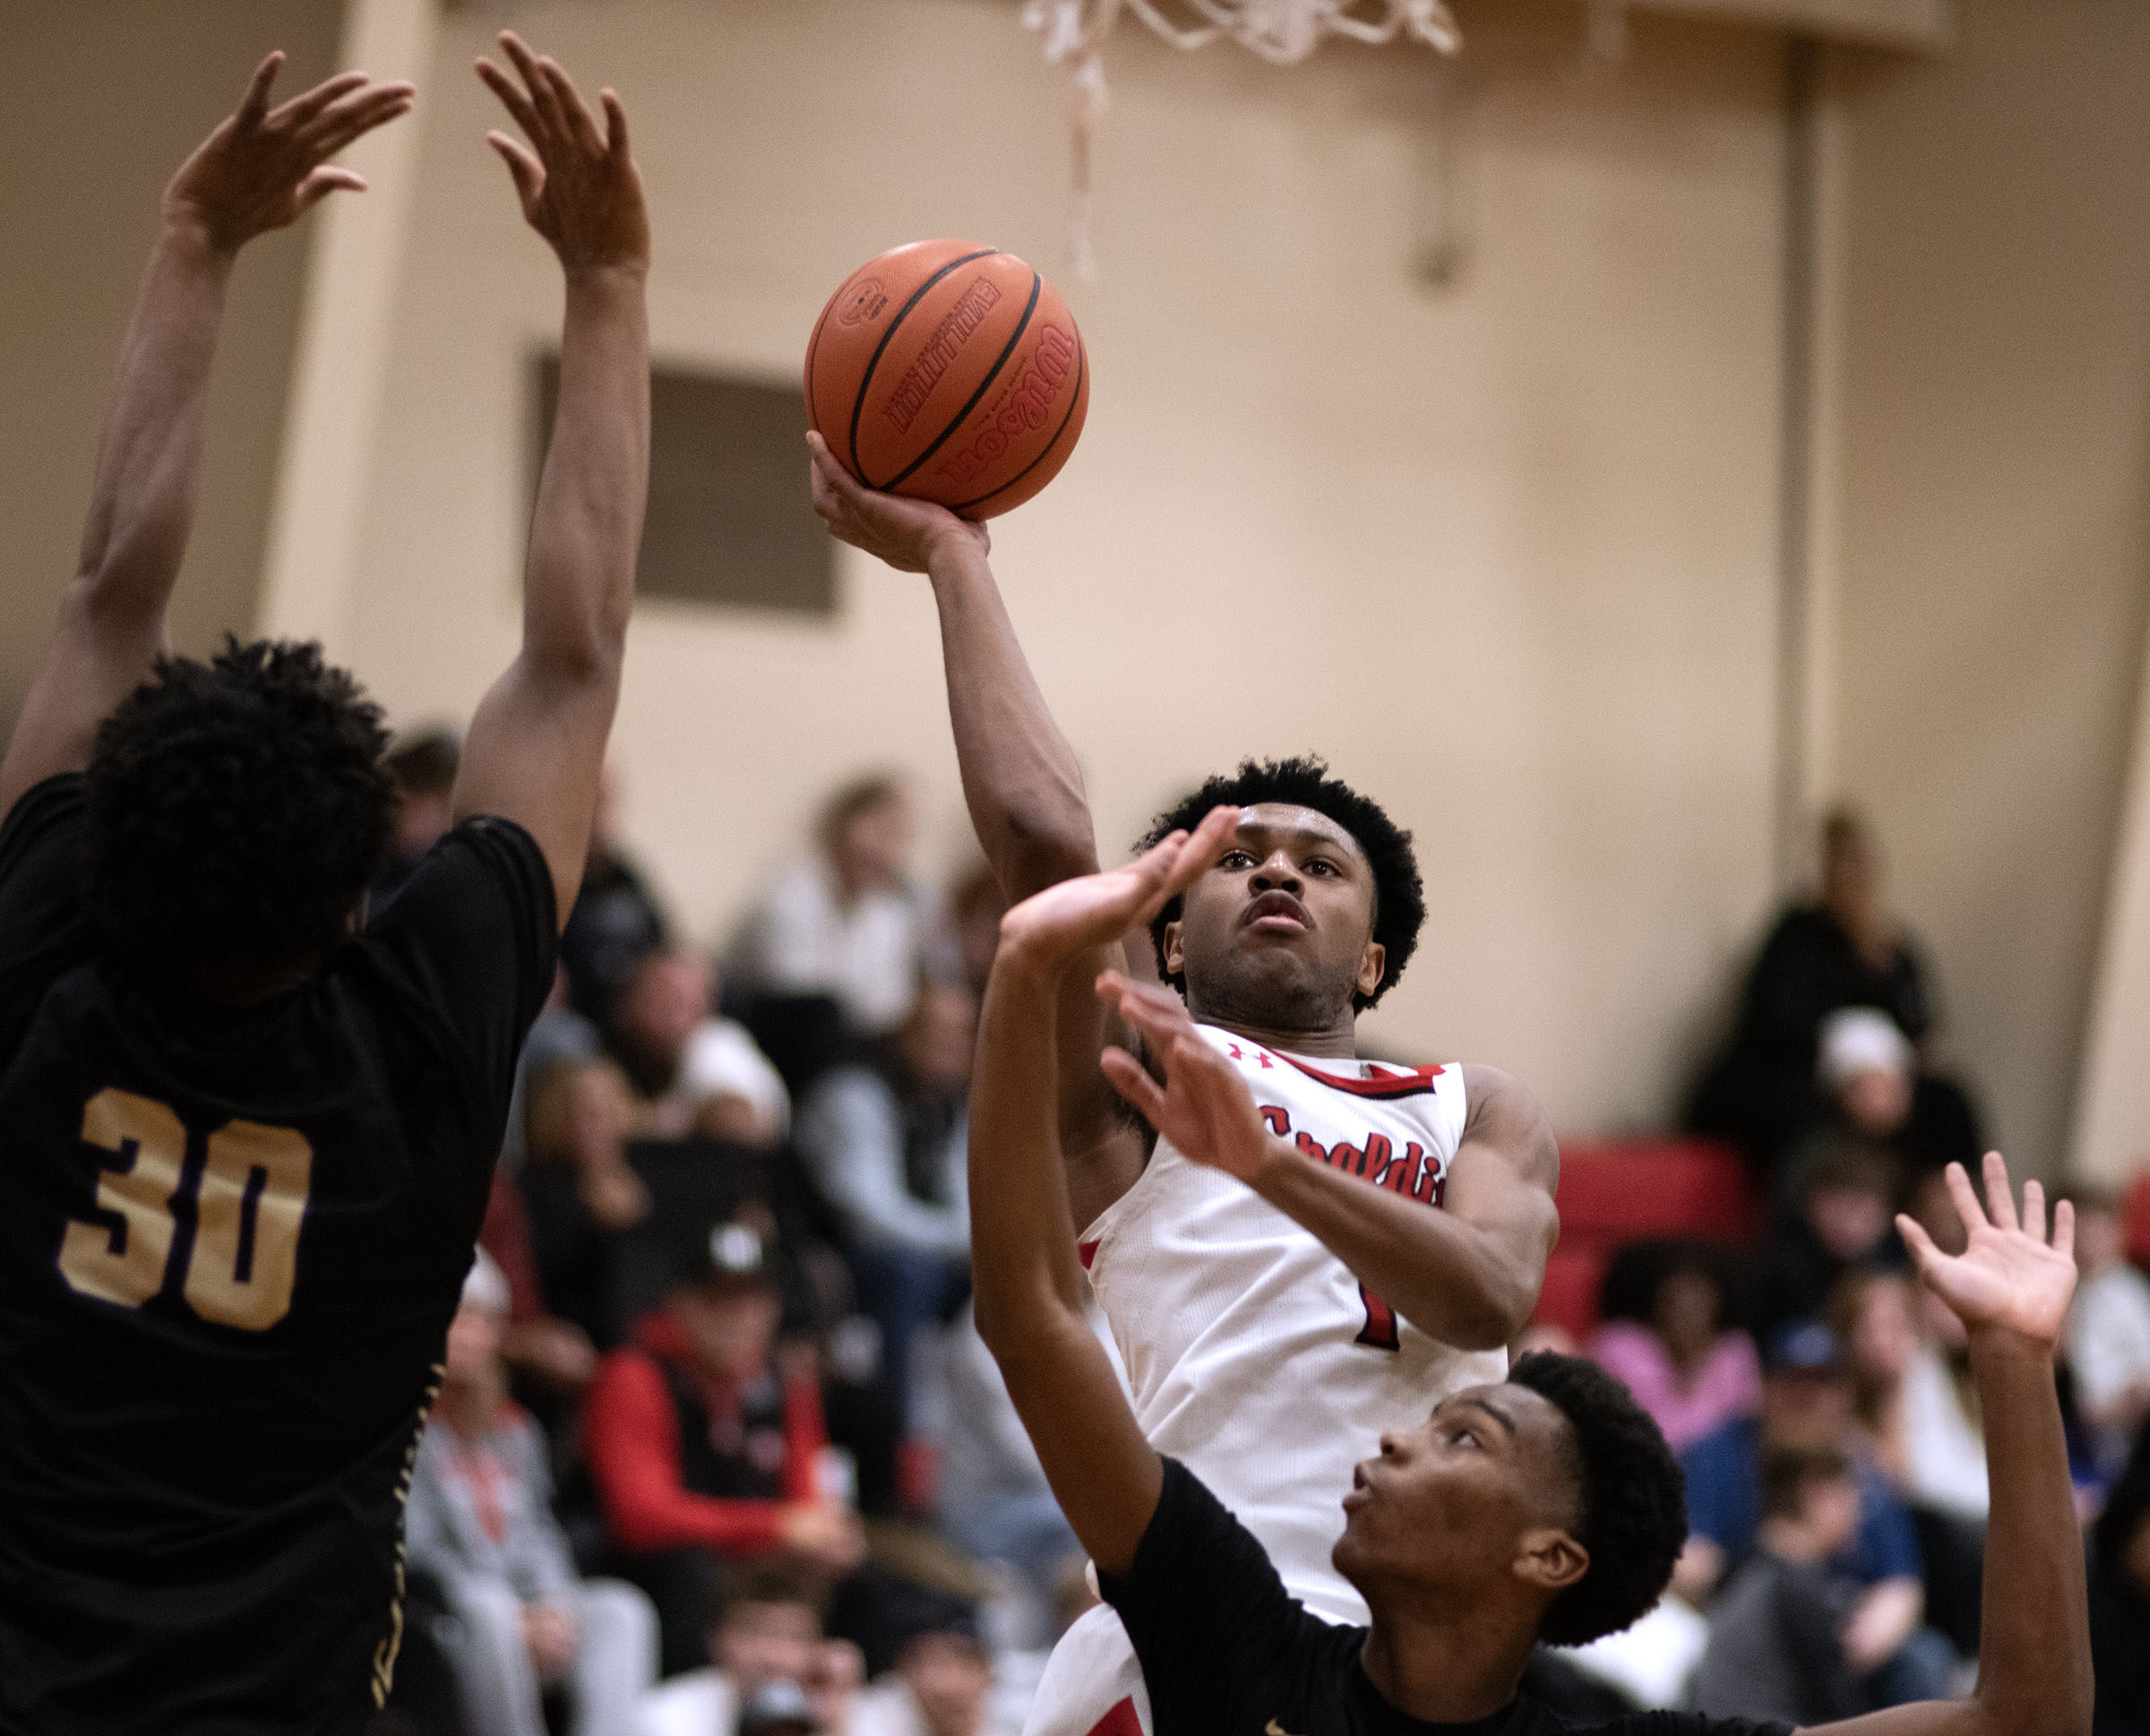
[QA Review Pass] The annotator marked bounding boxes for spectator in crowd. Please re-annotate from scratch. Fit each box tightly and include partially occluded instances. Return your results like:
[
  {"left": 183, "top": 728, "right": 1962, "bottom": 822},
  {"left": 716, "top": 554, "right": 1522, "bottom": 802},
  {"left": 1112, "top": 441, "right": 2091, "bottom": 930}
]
[
  {"left": 1688, "top": 809, "right": 1982, "bottom": 1183},
  {"left": 638, "top": 1565, "right": 879, "bottom": 1736},
  {"left": 478, "top": 1164, "right": 601, "bottom": 1399},
  {"left": 1679, "top": 1321, "right": 1951, "bottom": 1705},
  {"left": 796, "top": 984, "right": 975, "bottom": 1432},
  {"left": 563, "top": 764, "right": 675, "bottom": 1025},
  {"left": 520, "top": 1055, "right": 652, "bottom": 1351},
  {"left": 585, "top": 1221, "right": 864, "bottom": 1677},
  {"left": 1804, "top": 1008, "right": 1981, "bottom": 1190},
  {"left": 1831, "top": 1266, "right": 1990, "bottom": 1523},
  {"left": 729, "top": 776, "right": 950, "bottom": 1042},
  {"left": 407, "top": 1253, "right": 657, "bottom": 1736},
  {"left": 2090, "top": 1419, "right": 2150, "bottom": 1736},
  {"left": 605, "top": 949, "right": 790, "bottom": 1146},
  {"left": 1755, "top": 1137, "right": 1904, "bottom": 1339},
  {"left": 2059, "top": 1185, "right": 2150, "bottom": 1474},
  {"left": 1691, "top": 1442, "right": 1864, "bottom": 1726},
  {"left": 853, "top": 1596, "right": 993, "bottom": 1736},
  {"left": 371, "top": 727, "right": 460, "bottom": 910},
  {"left": 1587, "top": 1239, "right": 1760, "bottom": 1454},
  {"left": 936, "top": 1302, "right": 1085, "bottom": 1650}
]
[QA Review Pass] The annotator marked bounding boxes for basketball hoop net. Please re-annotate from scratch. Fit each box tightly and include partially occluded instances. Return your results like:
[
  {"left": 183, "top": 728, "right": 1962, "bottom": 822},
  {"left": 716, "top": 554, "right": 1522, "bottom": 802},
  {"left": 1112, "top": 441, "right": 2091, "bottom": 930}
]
[{"left": 1021, "top": 0, "right": 1462, "bottom": 276}]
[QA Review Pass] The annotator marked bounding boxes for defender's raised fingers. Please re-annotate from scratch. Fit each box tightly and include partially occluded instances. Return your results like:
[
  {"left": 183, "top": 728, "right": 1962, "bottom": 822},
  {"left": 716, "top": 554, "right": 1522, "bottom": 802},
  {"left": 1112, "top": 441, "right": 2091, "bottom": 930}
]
[
  {"left": 1982, "top": 1151, "right": 2019, "bottom": 1233},
  {"left": 2053, "top": 1199, "right": 2076, "bottom": 1264},
  {"left": 236, "top": 52, "right": 286, "bottom": 125},
  {"left": 1941, "top": 1161, "right": 1989, "bottom": 1236},
  {"left": 476, "top": 57, "right": 541, "bottom": 136},
  {"left": 2022, "top": 1178, "right": 2047, "bottom": 1244},
  {"left": 1896, "top": 1212, "right": 1943, "bottom": 1277},
  {"left": 497, "top": 34, "right": 561, "bottom": 133},
  {"left": 303, "top": 86, "right": 415, "bottom": 158},
  {"left": 271, "top": 69, "right": 372, "bottom": 130},
  {"left": 1100, "top": 1047, "right": 1168, "bottom": 1121},
  {"left": 534, "top": 56, "right": 604, "bottom": 152},
  {"left": 601, "top": 89, "right": 631, "bottom": 157}
]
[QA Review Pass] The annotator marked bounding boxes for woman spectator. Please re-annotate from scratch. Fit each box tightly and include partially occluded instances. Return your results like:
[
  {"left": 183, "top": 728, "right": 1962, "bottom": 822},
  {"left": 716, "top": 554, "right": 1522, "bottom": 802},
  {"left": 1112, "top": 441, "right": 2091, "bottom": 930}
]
[
  {"left": 520, "top": 1055, "right": 651, "bottom": 1351},
  {"left": 1687, "top": 809, "right": 1982, "bottom": 1185},
  {"left": 1587, "top": 1239, "right": 1760, "bottom": 1455},
  {"left": 728, "top": 776, "right": 951, "bottom": 1044},
  {"left": 407, "top": 1254, "right": 657, "bottom": 1736}
]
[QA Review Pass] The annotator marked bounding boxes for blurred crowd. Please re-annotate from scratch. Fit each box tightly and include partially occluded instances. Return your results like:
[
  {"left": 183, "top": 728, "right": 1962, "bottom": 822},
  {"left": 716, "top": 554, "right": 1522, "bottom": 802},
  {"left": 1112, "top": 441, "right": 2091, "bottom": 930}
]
[
  {"left": 370, "top": 735, "right": 1068, "bottom": 1736},
  {"left": 368, "top": 743, "right": 2150, "bottom": 1736}
]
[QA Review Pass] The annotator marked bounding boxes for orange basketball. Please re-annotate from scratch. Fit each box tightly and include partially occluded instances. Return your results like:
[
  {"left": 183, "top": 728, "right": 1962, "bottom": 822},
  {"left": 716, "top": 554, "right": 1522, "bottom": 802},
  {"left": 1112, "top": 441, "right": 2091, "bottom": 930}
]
[{"left": 805, "top": 240, "right": 1089, "bottom": 520}]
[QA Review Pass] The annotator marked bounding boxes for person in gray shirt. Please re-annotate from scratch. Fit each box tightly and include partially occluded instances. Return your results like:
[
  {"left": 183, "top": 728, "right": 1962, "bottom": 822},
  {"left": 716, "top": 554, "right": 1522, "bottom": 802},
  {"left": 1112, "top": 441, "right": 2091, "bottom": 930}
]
[{"left": 1694, "top": 1442, "right": 1865, "bottom": 1725}]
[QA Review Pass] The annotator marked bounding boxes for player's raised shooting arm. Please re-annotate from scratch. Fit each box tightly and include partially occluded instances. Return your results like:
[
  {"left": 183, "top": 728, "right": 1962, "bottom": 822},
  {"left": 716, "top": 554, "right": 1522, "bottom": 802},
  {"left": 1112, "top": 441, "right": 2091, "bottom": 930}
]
[
  {"left": 452, "top": 35, "right": 649, "bottom": 926},
  {"left": 1798, "top": 1155, "right": 2090, "bottom": 1736},
  {"left": 969, "top": 810, "right": 1238, "bottom": 1576},
  {"left": 806, "top": 442, "right": 1146, "bottom": 1215},
  {"left": 0, "top": 56, "right": 413, "bottom": 814}
]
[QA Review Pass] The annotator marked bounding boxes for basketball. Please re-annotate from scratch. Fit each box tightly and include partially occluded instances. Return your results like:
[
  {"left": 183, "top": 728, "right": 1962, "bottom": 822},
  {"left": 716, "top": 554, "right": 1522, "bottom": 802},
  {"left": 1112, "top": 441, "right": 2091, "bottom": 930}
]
[{"left": 804, "top": 239, "right": 1089, "bottom": 520}]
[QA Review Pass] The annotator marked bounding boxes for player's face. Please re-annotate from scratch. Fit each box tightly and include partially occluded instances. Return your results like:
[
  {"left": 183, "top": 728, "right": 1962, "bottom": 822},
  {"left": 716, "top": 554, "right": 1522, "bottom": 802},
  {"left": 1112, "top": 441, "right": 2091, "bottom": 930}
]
[
  {"left": 1164, "top": 806, "right": 1383, "bottom": 1032},
  {"left": 1331, "top": 1385, "right": 1585, "bottom": 1607}
]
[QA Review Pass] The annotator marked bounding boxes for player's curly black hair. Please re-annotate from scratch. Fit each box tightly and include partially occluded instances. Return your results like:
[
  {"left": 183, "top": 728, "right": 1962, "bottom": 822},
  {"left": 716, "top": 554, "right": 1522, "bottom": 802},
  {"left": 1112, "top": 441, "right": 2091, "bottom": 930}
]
[
  {"left": 84, "top": 638, "right": 394, "bottom": 975},
  {"left": 1508, "top": 1351, "right": 1688, "bottom": 1648},
  {"left": 1134, "top": 756, "right": 1423, "bottom": 1011}
]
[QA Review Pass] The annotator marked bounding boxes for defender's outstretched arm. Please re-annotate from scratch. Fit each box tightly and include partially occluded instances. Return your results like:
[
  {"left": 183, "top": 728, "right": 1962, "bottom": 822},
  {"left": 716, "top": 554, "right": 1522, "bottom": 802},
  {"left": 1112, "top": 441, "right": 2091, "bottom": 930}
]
[
  {"left": 0, "top": 55, "right": 414, "bottom": 814},
  {"left": 969, "top": 808, "right": 1240, "bottom": 1575},
  {"left": 1802, "top": 1154, "right": 2089, "bottom": 1736},
  {"left": 452, "top": 34, "right": 649, "bottom": 925},
  {"left": 808, "top": 443, "right": 1147, "bottom": 1225}
]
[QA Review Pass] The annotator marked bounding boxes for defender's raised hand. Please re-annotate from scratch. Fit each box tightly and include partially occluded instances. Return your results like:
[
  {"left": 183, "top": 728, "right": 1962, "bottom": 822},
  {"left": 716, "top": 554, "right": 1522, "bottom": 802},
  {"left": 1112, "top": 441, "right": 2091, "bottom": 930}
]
[
  {"left": 999, "top": 806, "right": 1239, "bottom": 969},
  {"left": 807, "top": 433, "right": 989, "bottom": 573},
  {"left": 477, "top": 33, "right": 649, "bottom": 276},
  {"left": 1898, "top": 1152, "right": 2077, "bottom": 1349},
  {"left": 165, "top": 53, "right": 414, "bottom": 253},
  {"left": 1094, "top": 971, "right": 1272, "bottom": 1182}
]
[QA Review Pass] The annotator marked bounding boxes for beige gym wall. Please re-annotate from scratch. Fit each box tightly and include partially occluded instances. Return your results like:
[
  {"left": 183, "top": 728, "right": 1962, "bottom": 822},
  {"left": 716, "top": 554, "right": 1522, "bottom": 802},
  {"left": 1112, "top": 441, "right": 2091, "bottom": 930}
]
[
  {"left": 323, "top": 0, "right": 1788, "bottom": 1134},
  {"left": 1819, "top": 0, "right": 2150, "bottom": 1176},
  {"left": 0, "top": 0, "right": 346, "bottom": 711}
]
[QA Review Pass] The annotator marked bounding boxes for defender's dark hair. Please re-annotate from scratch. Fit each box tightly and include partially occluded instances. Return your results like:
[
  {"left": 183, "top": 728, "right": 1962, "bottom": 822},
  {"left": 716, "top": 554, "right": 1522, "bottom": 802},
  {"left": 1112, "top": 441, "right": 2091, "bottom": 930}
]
[
  {"left": 1135, "top": 756, "right": 1423, "bottom": 1010},
  {"left": 85, "top": 639, "right": 394, "bottom": 975},
  {"left": 1509, "top": 1351, "right": 1688, "bottom": 1648}
]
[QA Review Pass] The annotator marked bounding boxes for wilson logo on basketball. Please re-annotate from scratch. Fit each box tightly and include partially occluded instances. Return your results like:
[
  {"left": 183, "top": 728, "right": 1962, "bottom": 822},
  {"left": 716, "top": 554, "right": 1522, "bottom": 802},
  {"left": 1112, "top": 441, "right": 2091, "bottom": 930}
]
[
  {"left": 882, "top": 278, "right": 1003, "bottom": 434},
  {"left": 934, "top": 323, "right": 1077, "bottom": 489},
  {"left": 837, "top": 277, "right": 888, "bottom": 326}
]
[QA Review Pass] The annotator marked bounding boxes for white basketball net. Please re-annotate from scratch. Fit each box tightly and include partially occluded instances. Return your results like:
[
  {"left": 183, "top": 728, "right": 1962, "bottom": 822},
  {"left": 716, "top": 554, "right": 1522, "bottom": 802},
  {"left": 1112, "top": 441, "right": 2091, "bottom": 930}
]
[{"left": 1021, "top": 0, "right": 1462, "bottom": 276}]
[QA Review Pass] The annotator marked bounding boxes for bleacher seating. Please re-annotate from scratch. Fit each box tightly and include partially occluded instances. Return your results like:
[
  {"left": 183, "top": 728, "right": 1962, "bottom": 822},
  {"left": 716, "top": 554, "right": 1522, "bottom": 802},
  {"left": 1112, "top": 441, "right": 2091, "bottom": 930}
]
[{"left": 1534, "top": 1138, "right": 1763, "bottom": 1338}]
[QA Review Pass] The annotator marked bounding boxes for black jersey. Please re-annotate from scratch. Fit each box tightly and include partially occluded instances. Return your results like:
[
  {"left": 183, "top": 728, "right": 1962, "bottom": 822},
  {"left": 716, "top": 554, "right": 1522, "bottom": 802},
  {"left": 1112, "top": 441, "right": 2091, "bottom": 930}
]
[
  {"left": 1100, "top": 1457, "right": 1793, "bottom": 1736},
  {"left": 0, "top": 775, "right": 557, "bottom": 1736}
]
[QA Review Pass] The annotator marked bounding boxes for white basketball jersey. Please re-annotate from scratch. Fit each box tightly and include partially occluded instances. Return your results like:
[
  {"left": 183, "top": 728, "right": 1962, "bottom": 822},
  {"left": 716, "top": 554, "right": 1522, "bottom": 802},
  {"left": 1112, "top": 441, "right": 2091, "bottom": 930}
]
[{"left": 1079, "top": 1024, "right": 1508, "bottom": 1626}]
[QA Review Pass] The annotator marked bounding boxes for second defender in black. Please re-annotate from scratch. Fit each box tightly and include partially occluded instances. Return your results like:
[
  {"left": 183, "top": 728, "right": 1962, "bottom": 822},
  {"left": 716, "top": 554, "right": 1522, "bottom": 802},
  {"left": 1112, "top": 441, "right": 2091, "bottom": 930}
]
[{"left": 967, "top": 814, "right": 2093, "bottom": 1736}]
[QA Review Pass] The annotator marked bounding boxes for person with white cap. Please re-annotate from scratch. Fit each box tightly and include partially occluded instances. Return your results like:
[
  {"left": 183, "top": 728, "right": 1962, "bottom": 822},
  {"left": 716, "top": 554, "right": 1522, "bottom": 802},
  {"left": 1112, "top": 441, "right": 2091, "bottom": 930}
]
[{"left": 407, "top": 1249, "right": 658, "bottom": 1736}]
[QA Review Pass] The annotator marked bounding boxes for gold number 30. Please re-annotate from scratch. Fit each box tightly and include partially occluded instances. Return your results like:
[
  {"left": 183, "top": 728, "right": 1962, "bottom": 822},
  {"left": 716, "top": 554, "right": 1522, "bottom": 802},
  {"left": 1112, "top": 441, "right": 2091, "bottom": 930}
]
[{"left": 57, "top": 1087, "right": 313, "bottom": 1332}]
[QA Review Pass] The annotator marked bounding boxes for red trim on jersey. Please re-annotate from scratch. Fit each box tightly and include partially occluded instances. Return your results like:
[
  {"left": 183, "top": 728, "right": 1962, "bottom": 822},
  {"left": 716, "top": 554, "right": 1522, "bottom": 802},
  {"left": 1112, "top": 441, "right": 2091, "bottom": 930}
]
[
  {"left": 1270, "top": 1051, "right": 1447, "bottom": 1100},
  {"left": 1085, "top": 1699, "right": 1144, "bottom": 1736},
  {"left": 1077, "top": 1238, "right": 1100, "bottom": 1270}
]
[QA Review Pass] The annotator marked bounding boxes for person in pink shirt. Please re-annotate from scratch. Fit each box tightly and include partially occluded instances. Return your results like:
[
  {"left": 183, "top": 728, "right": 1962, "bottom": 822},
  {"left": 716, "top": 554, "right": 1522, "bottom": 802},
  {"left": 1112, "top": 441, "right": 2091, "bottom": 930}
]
[{"left": 1588, "top": 1239, "right": 1762, "bottom": 1453}]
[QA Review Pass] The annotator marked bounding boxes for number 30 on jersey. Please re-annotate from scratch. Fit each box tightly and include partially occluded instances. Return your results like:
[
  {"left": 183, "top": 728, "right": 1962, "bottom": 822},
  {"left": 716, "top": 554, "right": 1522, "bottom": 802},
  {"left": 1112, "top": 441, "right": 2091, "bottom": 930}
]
[{"left": 56, "top": 1087, "right": 313, "bottom": 1332}]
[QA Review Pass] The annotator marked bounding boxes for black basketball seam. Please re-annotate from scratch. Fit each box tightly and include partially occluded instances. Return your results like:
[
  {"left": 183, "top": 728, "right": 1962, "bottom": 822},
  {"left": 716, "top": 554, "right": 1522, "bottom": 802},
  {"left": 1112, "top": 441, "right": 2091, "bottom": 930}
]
[
  {"left": 950, "top": 334, "right": 1087, "bottom": 514},
  {"left": 882, "top": 271, "right": 1042, "bottom": 493},
  {"left": 847, "top": 248, "right": 999, "bottom": 478}
]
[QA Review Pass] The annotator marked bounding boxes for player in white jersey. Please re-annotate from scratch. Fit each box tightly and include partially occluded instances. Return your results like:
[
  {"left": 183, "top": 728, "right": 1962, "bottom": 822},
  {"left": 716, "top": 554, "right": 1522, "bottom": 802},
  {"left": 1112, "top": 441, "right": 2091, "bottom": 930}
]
[{"left": 807, "top": 443, "right": 1559, "bottom": 1736}]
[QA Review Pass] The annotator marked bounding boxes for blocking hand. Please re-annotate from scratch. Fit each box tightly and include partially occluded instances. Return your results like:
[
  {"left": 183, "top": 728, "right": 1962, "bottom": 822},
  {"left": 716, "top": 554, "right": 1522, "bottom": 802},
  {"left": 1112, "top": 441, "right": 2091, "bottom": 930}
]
[
  {"left": 1094, "top": 970, "right": 1273, "bottom": 1183},
  {"left": 1897, "top": 1151, "right": 2077, "bottom": 1350},
  {"left": 997, "top": 806, "right": 1239, "bottom": 970},
  {"left": 807, "top": 433, "right": 989, "bottom": 572},
  {"left": 164, "top": 53, "right": 414, "bottom": 254},
  {"left": 477, "top": 33, "right": 649, "bottom": 276}
]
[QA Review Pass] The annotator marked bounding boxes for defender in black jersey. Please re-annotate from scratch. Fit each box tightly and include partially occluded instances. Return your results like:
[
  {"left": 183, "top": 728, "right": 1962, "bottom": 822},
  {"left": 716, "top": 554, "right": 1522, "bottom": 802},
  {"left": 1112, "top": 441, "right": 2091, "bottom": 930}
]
[
  {"left": 0, "top": 36, "right": 650, "bottom": 1735},
  {"left": 967, "top": 826, "right": 2094, "bottom": 1736}
]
